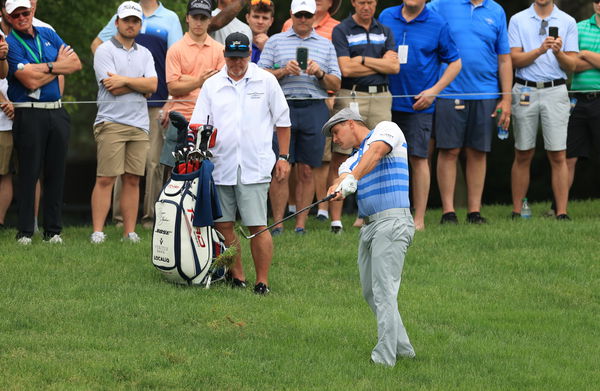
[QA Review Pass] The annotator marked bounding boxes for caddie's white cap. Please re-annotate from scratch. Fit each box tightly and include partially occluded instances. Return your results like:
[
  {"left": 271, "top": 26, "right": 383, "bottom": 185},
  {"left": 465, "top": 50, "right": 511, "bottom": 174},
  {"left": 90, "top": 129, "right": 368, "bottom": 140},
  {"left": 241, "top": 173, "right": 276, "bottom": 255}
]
[
  {"left": 291, "top": 0, "right": 316, "bottom": 15},
  {"left": 117, "top": 1, "right": 143, "bottom": 20},
  {"left": 5, "top": 0, "right": 31, "bottom": 14}
]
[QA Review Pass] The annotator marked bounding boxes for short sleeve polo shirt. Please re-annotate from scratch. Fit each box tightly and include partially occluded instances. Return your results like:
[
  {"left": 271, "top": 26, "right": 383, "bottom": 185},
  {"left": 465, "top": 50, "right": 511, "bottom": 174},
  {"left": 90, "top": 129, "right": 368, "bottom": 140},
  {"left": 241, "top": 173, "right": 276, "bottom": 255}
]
[
  {"left": 379, "top": 5, "right": 460, "bottom": 113},
  {"left": 572, "top": 15, "right": 600, "bottom": 91},
  {"left": 508, "top": 4, "right": 579, "bottom": 82},
  {"left": 428, "top": 0, "right": 510, "bottom": 100},
  {"left": 7, "top": 27, "right": 66, "bottom": 103},
  {"left": 332, "top": 15, "right": 396, "bottom": 87},
  {"left": 94, "top": 38, "right": 157, "bottom": 132}
]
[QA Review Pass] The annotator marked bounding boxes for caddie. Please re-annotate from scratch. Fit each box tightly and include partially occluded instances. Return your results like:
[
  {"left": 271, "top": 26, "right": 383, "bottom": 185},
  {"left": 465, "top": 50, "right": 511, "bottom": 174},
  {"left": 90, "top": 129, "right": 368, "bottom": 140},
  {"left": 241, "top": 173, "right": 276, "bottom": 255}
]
[{"left": 324, "top": 108, "right": 415, "bottom": 367}]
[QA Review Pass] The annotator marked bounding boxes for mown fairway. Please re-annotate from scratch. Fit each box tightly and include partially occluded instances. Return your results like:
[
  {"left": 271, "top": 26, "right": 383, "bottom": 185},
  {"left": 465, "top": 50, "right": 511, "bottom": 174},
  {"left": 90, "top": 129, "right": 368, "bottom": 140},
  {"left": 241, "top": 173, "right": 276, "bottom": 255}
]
[{"left": 1, "top": 201, "right": 598, "bottom": 390}]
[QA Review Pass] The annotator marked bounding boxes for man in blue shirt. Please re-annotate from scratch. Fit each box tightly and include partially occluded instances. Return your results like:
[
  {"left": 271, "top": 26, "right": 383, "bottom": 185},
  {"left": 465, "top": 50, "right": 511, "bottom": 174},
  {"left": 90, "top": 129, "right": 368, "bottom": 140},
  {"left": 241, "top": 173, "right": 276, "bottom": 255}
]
[
  {"left": 379, "top": 0, "right": 461, "bottom": 231},
  {"left": 428, "top": 0, "right": 512, "bottom": 225},
  {"left": 324, "top": 108, "right": 415, "bottom": 367},
  {"left": 258, "top": 0, "right": 341, "bottom": 235},
  {"left": 6, "top": 0, "right": 82, "bottom": 244}
]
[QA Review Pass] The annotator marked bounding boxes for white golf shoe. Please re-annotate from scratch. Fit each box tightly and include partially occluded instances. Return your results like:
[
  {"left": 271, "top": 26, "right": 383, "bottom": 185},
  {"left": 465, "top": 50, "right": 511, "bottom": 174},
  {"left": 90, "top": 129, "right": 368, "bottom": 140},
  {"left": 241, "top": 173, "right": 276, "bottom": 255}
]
[
  {"left": 45, "top": 234, "right": 64, "bottom": 244},
  {"left": 90, "top": 231, "right": 107, "bottom": 244},
  {"left": 122, "top": 232, "right": 141, "bottom": 243}
]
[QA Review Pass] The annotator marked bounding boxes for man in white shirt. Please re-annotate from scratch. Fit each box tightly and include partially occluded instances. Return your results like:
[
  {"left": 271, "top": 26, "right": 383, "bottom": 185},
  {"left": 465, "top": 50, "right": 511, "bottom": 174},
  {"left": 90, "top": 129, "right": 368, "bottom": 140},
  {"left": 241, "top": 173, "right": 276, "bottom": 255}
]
[{"left": 190, "top": 32, "right": 290, "bottom": 294}]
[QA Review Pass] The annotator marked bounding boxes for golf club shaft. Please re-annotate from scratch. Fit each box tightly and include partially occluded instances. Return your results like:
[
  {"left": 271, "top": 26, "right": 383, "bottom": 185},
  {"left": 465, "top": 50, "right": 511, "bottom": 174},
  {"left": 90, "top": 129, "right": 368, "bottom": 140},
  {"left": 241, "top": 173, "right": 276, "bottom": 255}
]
[{"left": 241, "top": 192, "right": 338, "bottom": 239}]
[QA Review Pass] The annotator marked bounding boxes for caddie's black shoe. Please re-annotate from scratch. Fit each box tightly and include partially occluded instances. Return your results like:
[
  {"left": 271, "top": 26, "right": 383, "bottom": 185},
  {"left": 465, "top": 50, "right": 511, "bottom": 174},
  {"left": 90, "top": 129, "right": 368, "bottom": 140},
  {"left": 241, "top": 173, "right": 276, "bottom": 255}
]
[
  {"left": 254, "top": 282, "right": 270, "bottom": 295},
  {"left": 231, "top": 278, "right": 247, "bottom": 288},
  {"left": 466, "top": 212, "right": 487, "bottom": 224},
  {"left": 556, "top": 214, "right": 571, "bottom": 221},
  {"left": 440, "top": 212, "right": 458, "bottom": 225},
  {"left": 511, "top": 212, "right": 521, "bottom": 220}
]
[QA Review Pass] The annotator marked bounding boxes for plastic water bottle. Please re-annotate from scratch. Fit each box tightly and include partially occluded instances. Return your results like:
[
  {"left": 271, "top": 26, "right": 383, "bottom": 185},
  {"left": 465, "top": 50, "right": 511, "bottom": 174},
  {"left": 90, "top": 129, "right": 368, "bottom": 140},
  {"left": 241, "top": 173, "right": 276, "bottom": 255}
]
[
  {"left": 521, "top": 198, "right": 532, "bottom": 219},
  {"left": 497, "top": 109, "right": 509, "bottom": 140}
]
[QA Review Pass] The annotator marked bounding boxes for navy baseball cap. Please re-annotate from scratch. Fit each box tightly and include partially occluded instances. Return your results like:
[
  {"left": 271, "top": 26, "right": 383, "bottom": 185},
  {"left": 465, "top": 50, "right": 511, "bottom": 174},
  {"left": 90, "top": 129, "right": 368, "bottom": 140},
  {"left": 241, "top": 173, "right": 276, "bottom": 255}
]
[
  {"left": 224, "top": 32, "right": 251, "bottom": 58},
  {"left": 188, "top": 0, "right": 212, "bottom": 17}
]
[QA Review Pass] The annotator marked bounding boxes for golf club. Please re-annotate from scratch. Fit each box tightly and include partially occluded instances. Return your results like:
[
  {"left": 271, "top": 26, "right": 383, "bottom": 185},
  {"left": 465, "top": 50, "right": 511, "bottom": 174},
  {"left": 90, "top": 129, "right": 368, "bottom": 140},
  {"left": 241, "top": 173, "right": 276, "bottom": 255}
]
[{"left": 238, "top": 192, "right": 339, "bottom": 239}]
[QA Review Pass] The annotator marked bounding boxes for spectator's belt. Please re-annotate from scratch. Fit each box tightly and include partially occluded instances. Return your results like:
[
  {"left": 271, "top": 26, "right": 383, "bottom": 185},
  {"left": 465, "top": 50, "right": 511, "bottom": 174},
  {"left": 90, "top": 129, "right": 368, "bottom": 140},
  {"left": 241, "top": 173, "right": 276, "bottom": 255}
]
[
  {"left": 286, "top": 98, "right": 322, "bottom": 108},
  {"left": 515, "top": 78, "right": 566, "bottom": 89},
  {"left": 363, "top": 208, "right": 412, "bottom": 225},
  {"left": 13, "top": 100, "right": 62, "bottom": 109},
  {"left": 575, "top": 92, "right": 600, "bottom": 101},
  {"left": 343, "top": 84, "right": 389, "bottom": 93}
]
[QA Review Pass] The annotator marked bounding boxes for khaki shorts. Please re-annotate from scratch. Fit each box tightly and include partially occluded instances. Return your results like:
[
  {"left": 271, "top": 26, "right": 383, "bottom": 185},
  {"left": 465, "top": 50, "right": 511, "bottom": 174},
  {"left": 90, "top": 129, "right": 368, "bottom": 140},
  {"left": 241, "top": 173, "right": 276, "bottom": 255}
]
[
  {"left": 94, "top": 122, "right": 149, "bottom": 177},
  {"left": 216, "top": 167, "right": 269, "bottom": 227},
  {"left": 0, "top": 131, "right": 13, "bottom": 175}
]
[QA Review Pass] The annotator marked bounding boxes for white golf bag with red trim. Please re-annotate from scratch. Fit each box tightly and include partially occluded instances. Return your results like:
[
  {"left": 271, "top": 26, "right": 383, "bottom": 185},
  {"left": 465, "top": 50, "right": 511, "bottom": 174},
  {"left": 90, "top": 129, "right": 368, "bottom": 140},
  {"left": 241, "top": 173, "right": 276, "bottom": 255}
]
[{"left": 152, "top": 170, "right": 226, "bottom": 286}]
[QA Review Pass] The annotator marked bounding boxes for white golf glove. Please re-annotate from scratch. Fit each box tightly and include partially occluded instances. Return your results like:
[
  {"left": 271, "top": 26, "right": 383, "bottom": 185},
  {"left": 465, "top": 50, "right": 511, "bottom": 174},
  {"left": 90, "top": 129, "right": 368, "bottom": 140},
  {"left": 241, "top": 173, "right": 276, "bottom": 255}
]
[{"left": 335, "top": 174, "right": 358, "bottom": 198}]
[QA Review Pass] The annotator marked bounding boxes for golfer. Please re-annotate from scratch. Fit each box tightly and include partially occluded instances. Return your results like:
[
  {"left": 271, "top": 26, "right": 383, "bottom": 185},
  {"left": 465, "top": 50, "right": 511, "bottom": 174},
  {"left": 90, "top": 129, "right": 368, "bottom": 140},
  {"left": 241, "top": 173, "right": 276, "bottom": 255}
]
[{"left": 324, "top": 108, "right": 415, "bottom": 367}]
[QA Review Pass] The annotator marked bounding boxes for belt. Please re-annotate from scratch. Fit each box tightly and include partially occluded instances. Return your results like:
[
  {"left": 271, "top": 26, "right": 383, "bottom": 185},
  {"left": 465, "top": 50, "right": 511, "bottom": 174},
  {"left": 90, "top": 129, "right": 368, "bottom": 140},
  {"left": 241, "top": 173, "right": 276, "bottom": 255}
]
[
  {"left": 343, "top": 84, "right": 389, "bottom": 93},
  {"left": 574, "top": 92, "right": 600, "bottom": 101},
  {"left": 515, "top": 78, "right": 566, "bottom": 89},
  {"left": 13, "top": 100, "right": 62, "bottom": 109},
  {"left": 286, "top": 99, "right": 322, "bottom": 108},
  {"left": 363, "top": 208, "right": 412, "bottom": 225}
]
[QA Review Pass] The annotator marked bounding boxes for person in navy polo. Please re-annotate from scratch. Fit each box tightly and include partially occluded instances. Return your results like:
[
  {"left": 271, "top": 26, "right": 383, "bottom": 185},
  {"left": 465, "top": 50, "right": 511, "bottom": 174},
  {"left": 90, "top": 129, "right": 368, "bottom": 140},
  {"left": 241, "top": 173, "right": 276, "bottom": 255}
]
[{"left": 6, "top": 0, "right": 81, "bottom": 244}]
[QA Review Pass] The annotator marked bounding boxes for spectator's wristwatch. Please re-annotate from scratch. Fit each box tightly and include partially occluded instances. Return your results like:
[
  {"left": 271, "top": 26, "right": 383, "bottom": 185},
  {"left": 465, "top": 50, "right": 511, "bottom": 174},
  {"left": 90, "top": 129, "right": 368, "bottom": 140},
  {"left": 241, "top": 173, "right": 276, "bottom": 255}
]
[
  {"left": 46, "top": 62, "right": 54, "bottom": 74},
  {"left": 278, "top": 154, "right": 290, "bottom": 162}
]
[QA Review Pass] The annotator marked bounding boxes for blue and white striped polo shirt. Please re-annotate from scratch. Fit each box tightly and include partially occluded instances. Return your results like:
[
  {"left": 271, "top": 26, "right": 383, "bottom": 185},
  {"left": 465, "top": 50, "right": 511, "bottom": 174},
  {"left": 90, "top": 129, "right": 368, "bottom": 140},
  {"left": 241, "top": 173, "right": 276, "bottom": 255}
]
[
  {"left": 339, "top": 122, "right": 410, "bottom": 217},
  {"left": 258, "top": 29, "right": 341, "bottom": 99}
]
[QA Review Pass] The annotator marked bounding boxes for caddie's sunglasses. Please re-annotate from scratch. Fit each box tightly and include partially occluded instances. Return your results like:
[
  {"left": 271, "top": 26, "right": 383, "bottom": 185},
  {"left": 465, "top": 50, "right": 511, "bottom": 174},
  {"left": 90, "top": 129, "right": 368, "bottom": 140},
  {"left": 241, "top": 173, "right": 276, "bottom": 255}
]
[
  {"left": 293, "top": 12, "right": 314, "bottom": 19},
  {"left": 250, "top": 0, "right": 272, "bottom": 5},
  {"left": 539, "top": 19, "right": 548, "bottom": 35},
  {"left": 227, "top": 44, "right": 249, "bottom": 51},
  {"left": 10, "top": 10, "right": 31, "bottom": 19}
]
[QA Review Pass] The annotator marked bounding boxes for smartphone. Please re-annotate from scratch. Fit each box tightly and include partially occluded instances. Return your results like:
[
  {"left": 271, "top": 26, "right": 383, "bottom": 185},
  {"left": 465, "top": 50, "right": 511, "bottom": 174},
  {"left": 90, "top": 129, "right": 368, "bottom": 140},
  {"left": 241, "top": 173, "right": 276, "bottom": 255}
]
[
  {"left": 296, "top": 47, "right": 308, "bottom": 71},
  {"left": 549, "top": 26, "right": 559, "bottom": 39}
]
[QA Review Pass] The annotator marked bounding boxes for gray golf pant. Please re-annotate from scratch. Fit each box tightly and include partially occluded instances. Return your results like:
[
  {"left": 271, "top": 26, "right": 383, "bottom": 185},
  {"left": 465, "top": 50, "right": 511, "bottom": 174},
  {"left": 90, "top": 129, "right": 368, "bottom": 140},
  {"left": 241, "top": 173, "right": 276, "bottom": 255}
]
[{"left": 358, "top": 208, "right": 415, "bottom": 366}]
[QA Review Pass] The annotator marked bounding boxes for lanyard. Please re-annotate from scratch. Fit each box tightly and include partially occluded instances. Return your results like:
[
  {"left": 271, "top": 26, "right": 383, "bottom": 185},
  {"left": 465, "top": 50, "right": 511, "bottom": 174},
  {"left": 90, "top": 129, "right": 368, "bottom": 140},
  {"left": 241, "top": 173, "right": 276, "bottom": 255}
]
[{"left": 11, "top": 30, "right": 43, "bottom": 64}]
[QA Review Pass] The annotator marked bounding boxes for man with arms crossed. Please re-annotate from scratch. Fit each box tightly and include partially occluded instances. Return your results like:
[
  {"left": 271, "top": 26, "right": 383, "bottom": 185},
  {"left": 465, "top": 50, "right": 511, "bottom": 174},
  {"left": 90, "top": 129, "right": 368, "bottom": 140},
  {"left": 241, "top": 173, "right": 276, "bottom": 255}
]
[
  {"left": 508, "top": 0, "right": 578, "bottom": 220},
  {"left": 191, "top": 32, "right": 291, "bottom": 294},
  {"left": 325, "top": 108, "right": 415, "bottom": 367},
  {"left": 379, "top": 0, "right": 461, "bottom": 231},
  {"left": 90, "top": 1, "right": 157, "bottom": 243}
]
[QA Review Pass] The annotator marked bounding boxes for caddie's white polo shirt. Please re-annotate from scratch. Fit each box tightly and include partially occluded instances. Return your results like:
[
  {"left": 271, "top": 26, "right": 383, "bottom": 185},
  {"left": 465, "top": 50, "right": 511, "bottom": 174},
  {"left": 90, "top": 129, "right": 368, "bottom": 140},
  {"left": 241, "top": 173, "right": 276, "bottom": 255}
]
[
  {"left": 94, "top": 37, "right": 157, "bottom": 132},
  {"left": 190, "top": 62, "right": 291, "bottom": 185}
]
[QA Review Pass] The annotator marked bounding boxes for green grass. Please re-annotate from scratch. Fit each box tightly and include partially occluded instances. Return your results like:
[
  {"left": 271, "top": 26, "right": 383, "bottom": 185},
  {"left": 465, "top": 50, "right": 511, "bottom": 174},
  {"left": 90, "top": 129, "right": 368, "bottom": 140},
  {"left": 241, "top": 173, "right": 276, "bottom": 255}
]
[{"left": 1, "top": 200, "right": 599, "bottom": 390}]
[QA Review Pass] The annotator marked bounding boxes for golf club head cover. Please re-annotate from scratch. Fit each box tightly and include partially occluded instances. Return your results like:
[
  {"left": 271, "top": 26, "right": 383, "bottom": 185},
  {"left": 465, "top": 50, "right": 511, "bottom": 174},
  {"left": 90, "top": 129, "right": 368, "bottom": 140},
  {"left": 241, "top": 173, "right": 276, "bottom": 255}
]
[
  {"left": 336, "top": 174, "right": 358, "bottom": 198},
  {"left": 187, "top": 124, "right": 201, "bottom": 149}
]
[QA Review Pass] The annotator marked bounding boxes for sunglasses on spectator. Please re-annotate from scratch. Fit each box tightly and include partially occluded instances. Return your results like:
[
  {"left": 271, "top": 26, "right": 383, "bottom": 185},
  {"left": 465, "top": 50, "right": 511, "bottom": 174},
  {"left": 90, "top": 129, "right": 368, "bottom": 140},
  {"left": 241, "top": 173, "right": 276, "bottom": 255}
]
[
  {"left": 10, "top": 10, "right": 31, "bottom": 19},
  {"left": 250, "top": 0, "right": 272, "bottom": 5},
  {"left": 293, "top": 12, "right": 314, "bottom": 19},
  {"left": 227, "top": 44, "right": 249, "bottom": 51},
  {"left": 539, "top": 19, "right": 548, "bottom": 35}
]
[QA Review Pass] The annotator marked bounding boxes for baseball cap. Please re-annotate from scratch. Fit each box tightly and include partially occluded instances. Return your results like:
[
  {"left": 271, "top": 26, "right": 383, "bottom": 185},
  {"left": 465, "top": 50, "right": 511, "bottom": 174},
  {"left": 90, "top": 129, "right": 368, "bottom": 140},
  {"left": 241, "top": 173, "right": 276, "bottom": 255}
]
[
  {"left": 322, "top": 108, "right": 365, "bottom": 136},
  {"left": 188, "top": 0, "right": 212, "bottom": 17},
  {"left": 291, "top": 0, "right": 316, "bottom": 15},
  {"left": 224, "top": 32, "right": 250, "bottom": 58},
  {"left": 117, "top": 1, "right": 143, "bottom": 20},
  {"left": 5, "top": 0, "right": 31, "bottom": 14}
]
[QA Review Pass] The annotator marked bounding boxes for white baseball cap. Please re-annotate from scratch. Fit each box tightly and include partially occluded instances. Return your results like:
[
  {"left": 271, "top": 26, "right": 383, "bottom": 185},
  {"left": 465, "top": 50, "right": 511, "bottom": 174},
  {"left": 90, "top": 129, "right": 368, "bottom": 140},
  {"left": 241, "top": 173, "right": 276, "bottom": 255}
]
[
  {"left": 291, "top": 0, "right": 316, "bottom": 15},
  {"left": 117, "top": 1, "right": 143, "bottom": 20},
  {"left": 5, "top": 0, "right": 31, "bottom": 14}
]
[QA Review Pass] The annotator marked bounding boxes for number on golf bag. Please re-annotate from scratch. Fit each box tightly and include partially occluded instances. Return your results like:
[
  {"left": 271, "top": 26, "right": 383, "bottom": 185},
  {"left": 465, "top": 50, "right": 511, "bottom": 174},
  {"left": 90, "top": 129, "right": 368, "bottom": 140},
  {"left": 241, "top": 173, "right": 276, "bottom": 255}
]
[{"left": 152, "top": 174, "right": 226, "bottom": 286}]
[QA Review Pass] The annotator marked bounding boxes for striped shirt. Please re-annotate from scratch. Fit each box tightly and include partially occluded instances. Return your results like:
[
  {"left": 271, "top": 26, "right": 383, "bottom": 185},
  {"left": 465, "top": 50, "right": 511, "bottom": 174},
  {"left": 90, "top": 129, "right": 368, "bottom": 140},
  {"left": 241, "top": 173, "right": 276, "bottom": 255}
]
[
  {"left": 258, "top": 29, "right": 341, "bottom": 99},
  {"left": 572, "top": 15, "right": 600, "bottom": 91},
  {"left": 339, "top": 122, "right": 410, "bottom": 216}
]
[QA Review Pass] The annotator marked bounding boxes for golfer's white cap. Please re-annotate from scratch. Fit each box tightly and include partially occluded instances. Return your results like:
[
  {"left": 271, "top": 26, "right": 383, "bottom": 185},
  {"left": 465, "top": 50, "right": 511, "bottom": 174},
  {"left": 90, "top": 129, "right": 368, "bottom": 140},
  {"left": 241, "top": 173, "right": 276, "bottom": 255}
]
[
  {"left": 291, "top": 0, "right": 316, "bottom": 15},
  {"left": 117, "top": 1, "right": 143, "bottom": 20},
  {"left": 5, "top": 0, "right": 31, "bottom": 14}
]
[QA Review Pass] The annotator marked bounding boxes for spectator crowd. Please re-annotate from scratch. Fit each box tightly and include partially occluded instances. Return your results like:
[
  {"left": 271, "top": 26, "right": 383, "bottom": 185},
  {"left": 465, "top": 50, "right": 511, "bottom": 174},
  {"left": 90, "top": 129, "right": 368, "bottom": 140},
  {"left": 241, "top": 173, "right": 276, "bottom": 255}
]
[{"left": 0, "top": 0, "right": 599, "bottom": 245}]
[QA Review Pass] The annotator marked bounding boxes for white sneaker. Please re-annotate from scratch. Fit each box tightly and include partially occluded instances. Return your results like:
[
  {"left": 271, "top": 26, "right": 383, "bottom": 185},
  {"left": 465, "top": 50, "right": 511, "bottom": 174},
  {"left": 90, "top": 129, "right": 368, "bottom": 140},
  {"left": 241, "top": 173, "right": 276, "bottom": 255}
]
[
  {"left": 122, "top": 232, "right": 141, "bottom": 243},
  {"left": 17, "top": 236, "right": 32, "bottom": 245},
  {"left": 90, "top": 231, "right": 106, "bottom": 244},
  {"left": 45, "top": 234, "right": 63, "bottom": 244}
]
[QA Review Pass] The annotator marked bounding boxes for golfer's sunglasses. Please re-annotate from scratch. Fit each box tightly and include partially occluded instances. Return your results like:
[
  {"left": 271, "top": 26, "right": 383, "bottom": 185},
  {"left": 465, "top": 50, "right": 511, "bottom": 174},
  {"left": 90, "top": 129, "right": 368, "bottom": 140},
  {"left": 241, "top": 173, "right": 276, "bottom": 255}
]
[{"left": 539, "top": 19, "right": 548, "bottom": 35}]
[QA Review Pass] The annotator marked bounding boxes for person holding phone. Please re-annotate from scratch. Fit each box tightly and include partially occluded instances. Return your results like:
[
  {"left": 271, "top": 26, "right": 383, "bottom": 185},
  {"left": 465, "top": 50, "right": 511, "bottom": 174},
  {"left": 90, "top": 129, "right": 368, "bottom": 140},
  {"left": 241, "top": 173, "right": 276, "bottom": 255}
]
[
  {"left": 258, "top": 0, "right": 341, "bottom": 235},
  {"left": 508, "top": 0, "right": 578, "bottom": 220}
]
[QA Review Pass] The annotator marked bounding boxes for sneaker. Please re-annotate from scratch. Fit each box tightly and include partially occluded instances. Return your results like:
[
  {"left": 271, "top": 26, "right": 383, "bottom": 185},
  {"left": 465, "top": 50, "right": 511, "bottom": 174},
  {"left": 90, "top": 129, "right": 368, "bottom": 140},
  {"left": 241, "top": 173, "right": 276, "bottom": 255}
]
[
  {"left": 316, "top": 214, "right": 328, "bottom": 221},
  {"left": 122, "top": 232, "right": 141, "bottom": 243},
  {"left": 16, "top": 235, "right": 32, "bottom": 245},
  {"left": 254, "top": 282, "right": 270, "bottom": 295},
  {"left": 225, "top": 273, "right": 247, "bottom": 288},
  {"left": 271, "top": 227, "right": 283, "bottom": 236},
  {"left": 141, "top": 220, "right": 154, "bottom": 230},
  {"left": 440, "top": 212, "right": 458, "bottom": 225},
  {"left": 466, "top": 212, "right": 487, "bottom": 224},
  {"left": 511, "top": 212, "right": 521, "bottom": 220},
  {"left": 115, "top": 221, "right": 124, "bottom": 228},
  {"left": 556, "top": 214, "right": 571, "bottom": 221},
  {"left": 44, "top": 234, "right": 63, "bottom": 244},
  {"left": 294, "top": 227, "right": 306, "bottom": 235},
  {"left": 331, "top": 225, "right": 343, "bottom": 234},
  {"left": 90, "top": 231, "right": 107, "bottom": 244}
]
